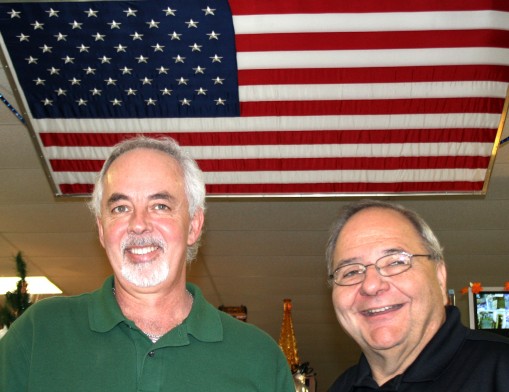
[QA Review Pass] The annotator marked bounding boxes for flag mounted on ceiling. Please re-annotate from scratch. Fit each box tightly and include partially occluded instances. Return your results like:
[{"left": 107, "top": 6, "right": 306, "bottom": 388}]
[{"left": 0, "top": 0, "right": 508, "bottom": 197}]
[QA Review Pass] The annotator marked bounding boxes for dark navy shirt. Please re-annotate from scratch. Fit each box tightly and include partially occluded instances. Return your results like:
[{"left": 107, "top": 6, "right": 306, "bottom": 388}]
[{"left": 329, "top": 306, "right": 509, "bottom": 391}]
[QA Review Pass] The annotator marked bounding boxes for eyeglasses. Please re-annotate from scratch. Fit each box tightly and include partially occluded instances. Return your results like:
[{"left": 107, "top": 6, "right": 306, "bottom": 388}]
[{"left": 328, "top": 252, "right": 432, "bottom": 286}]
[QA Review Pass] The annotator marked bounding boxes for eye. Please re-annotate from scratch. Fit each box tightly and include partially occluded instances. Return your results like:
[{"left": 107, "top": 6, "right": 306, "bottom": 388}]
[
  {"left": 385, "top": 254, "right": 410, "bottom": 267},
  {"left": 341, "top": 265, "right": 364, "bottom": 278},
  {"left": 343, "top": 270, "right": 359, "bottom": 278},
  {"left": 153, "top": 203, "right": 171, "bottom": 211},
  {"left": 111, "top": 205, "right": 129, "bottom": 214}
]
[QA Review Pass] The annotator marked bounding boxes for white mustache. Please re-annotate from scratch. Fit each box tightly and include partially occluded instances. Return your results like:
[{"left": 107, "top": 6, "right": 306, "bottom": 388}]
[{"left": 121, "top": 235, "right": 166, "bottom": 253}]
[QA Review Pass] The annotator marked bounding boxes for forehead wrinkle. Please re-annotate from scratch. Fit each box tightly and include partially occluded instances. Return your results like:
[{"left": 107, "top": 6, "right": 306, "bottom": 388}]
[
  {"left": 149, "top": 191, "right": 174, "bottom": 201},
  {"left": 382, "top": 247, "right": 407, "bottom": 255}
]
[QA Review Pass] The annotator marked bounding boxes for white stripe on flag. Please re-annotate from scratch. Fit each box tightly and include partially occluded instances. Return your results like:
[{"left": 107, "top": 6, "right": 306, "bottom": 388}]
[
  {"left": 237, "top": 48, "right": 509, "bottom": 70},
  {"left": 233, "top": 11, "right": 509, "bottom": 34},
  {"left": 33, "top": 113, "right": 501, "bottom": 133},
  {"left": 43, "top": 142, "right": 493, "bottom": 160},
  {"left": 51, "top": 168, "right": 487, "bottom": 186},
  {"left": 239, "top": 81, "right": 508, "bottom": 101}
]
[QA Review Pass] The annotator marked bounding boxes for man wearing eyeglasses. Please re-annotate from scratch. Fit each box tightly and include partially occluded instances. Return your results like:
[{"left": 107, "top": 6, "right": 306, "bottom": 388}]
[{"left": 325, "top": 199, "right": 509, "bottom": 391}]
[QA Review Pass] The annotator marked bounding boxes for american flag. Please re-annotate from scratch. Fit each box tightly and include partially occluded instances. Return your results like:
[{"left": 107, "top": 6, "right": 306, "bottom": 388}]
[{"left": 0, "top": 0, "right": 508, "bottom": 196}]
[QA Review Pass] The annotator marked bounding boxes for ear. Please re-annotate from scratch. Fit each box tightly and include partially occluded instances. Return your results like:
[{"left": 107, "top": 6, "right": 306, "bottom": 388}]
[
  {"left": 435, "top": 261, "right": 448, "bottom": 305},
  {"left": 187, "top": 208, "right": 204, "bottom": 246},
  {"left": 96, "top": 216, "right": 106, "bottom": 248}
]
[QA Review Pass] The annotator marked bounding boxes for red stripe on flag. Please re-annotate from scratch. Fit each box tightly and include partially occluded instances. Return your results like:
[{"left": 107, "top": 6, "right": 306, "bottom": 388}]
[
  {"left": 58, "top": 184, "right": 94, "bottom": 195},
  {"left": 57, "top": 181, "right": 486, "bottom": 195},
  {"left": 228, "top": 0, "right": 509, "bottom": 14},
  {"left": 197, "top": 156, "right": 489, "bottom": 171},
  {"left": 239, "top": 98, "right": 504, "bottom": 117},
  {"left": 50, "top": 156, "right": 489, "bottom": 173},
  {"left": 205, "top": 182, "right": 485, "bottom": 193},
  {"left": 39, "top": 128, "right": 497, "bottom": 147},
  {"left": 238, "top": 66, "right": 509, "bottom": 85},
  {"left": 51, "top": 160, "right": 104, "bottom": 172},
  {"left": 235, "top": 30, "right": 509, "bottom": 52}
]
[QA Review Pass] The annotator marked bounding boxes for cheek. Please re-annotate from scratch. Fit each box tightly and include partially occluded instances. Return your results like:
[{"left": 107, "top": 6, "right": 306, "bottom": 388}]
[
  {"left": 156, "top": 220, "right": 183, "bottom": 242},
  {"left": 100, "top": 220, "right": 127, "bottom": 248},
  {"left": 331, "top": 289, "right": 362, "bottom": 337},
  {"left": 332, "top": 288, "right": 355, "bottom": 317},
  {"left": 403, "top": 267, "right": 440, "bottom": 296}
]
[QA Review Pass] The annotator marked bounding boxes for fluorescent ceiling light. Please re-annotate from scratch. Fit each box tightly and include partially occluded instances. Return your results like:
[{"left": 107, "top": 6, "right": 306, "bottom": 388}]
[{"left": 0, "top": 276, "right": 62, "bottom": 295}]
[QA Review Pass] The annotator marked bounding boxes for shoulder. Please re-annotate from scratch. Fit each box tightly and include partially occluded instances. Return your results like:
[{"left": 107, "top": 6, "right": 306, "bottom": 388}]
[
  {"left": 443, "top": 306, "right": 509, "bottom": 356},
  {"left": 218, "top": 310, "right": 279, "bottom": 348},
  {"left": 464, "top": 329, "right": 509, "bottom": 351},
  {"left": 328, "top": 365, "right": 358, "bottom": 392},
  {"left": 458, "top": 329, "right": 509, "bottom": 371},
  {"left": 213, "top": 311, "right": 294, "bottom": 389},
  {"left": 1, "top": 293, "right": 93, "bottom": 349},
  {"left": 187, "top": 283, "right": 282, "bottom": 351},
  {"left": 19, "top": 293, "right": 89, "bottom": 314},
  {"left": 7, "top": 292, "right": 93, "bottom": 333},
  {"left": 26, "top": 292, "right": 91, "bottom": 314}
]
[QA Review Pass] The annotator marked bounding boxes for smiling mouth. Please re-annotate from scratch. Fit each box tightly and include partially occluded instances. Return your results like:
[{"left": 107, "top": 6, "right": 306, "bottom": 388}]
[
  {"left": 362, "top": 304, "right": 403, "bottom": 316},
  {"left": 127, "top": 246, "right": 159, "bottom": 255}
]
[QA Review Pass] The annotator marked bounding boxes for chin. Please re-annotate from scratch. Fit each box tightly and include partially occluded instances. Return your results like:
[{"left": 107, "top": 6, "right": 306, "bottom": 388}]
[
  {"left": 366, "top": 328, "right": 405, "bottom": 350},
  {"left": 122, "top": 261, "right": 169, "bottom": 287}
]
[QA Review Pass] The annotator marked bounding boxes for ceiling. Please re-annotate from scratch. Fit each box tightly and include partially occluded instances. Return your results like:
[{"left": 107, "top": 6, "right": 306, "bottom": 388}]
[{"left": 1, "top": 61, "right": 509, "bottom": 389}]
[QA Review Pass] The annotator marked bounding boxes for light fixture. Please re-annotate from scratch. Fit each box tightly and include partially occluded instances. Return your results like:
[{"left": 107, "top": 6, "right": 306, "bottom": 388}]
[{"left": 0, "top": 276, "right": 62, "bottom": 295}]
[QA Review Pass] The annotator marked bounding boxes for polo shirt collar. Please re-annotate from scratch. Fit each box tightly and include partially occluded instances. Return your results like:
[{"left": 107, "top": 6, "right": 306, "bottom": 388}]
[
  {"left": 88, "top": 277, "right": 224, "bottom": 343},
  {"left": 89, "top": 276, "right": 125, "bottom": 333},
  {"left": 183, "top": 282, "right": 223, "bottom": 342},
  {"left": 402, "top": 306, "right": 466, "bottom": 382}
]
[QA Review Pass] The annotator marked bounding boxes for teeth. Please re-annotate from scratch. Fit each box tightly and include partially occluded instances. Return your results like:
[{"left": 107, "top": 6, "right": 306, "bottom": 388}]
[
  {"left": 365, "top": 306, "right": 394, "bottom": 315},
  {"left": 129, "top": 246, "right": 157, "bottom": 255}
]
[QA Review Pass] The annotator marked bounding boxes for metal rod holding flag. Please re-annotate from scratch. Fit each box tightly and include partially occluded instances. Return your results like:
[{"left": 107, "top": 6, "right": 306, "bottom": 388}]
[
  {"left": 482, "top": 85, "right": 509, "bottom": 193},
  {"left": 0, "top": 92, "right": 24, "bottom": 124}
]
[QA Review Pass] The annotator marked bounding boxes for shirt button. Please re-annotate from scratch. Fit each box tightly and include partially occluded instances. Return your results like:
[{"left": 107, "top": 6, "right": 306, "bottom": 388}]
[{"left": 148, "top": 351, "right": 155, "bottom": 357}]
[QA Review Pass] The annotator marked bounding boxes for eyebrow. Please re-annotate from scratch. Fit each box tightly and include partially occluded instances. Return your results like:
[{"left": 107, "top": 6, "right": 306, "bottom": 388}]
[
  {"left": 106, "top": 192, "right": 129, "bottom": 206},
  {"left": 334, "top": 257, "right": 362, "bottom": 269},
  {"left": 334, "top": 248, "right": 407, "bottom": 268},
  {"left": 106, "top": 191, "right": 176, "bottom": 206}
]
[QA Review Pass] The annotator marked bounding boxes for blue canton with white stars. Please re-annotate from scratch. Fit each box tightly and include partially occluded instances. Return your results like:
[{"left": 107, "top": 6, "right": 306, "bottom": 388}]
[{"left": 0, "top": 0, "right": 240, "bottom": 118}]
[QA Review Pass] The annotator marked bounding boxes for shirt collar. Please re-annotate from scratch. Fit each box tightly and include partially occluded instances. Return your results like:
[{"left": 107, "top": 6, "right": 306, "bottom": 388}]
[
  {"left": 181, "top": 282, "right": 223, "bottom": 342},
  {"left": 89, "top": 276, "right": 125, "bottom": 333},
  {"left": 402, "top": 306, "right": 466, "bottom": 382},
  {"left": 88, "top": 277, "right": 224, "bottom": 343}
]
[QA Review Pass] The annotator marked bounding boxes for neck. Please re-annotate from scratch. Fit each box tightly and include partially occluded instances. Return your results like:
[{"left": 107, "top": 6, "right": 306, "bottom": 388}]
[
  {"left": 113, "top": 284, "right": 193, "bottom": 339},
  {"left": 365, "top": 348, "right": 420, "bottom": 385},
  {"left": 364, "top": 322, "right": 444, "bottom": 386}
]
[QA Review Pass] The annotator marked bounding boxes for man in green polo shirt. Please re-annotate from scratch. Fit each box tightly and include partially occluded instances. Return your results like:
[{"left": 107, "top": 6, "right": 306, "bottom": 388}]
[{"left": 0, "top": 136, "right": 294, "bottom": 392}]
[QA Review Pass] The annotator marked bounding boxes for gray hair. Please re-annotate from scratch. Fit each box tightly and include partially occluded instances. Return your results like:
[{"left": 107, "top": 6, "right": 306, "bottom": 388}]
[
  {"left": 325, "top": 199, "right": 444, "bottom": 276},
  {"left": 88, "top": 136, "right": 206, "bottom": 263}
]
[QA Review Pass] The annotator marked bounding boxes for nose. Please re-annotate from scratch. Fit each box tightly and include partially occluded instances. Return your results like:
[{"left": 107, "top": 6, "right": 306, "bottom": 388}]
[
  {"left": 359, "top": 264, "right": 389, "bottom": 296},
  {"left": 128, "top": 208, "right": 152, "bottom": 234}
]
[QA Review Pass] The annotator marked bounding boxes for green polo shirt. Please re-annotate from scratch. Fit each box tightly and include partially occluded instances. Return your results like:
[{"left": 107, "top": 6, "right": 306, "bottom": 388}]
[{"left": 0, "top": 277, "right": 294, "bottom": 392}]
